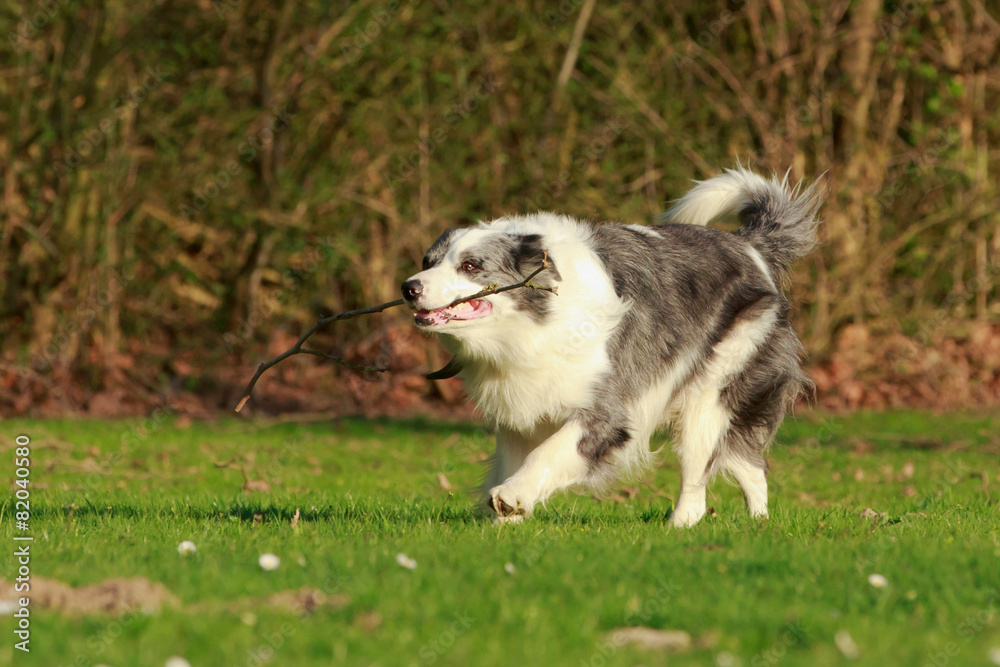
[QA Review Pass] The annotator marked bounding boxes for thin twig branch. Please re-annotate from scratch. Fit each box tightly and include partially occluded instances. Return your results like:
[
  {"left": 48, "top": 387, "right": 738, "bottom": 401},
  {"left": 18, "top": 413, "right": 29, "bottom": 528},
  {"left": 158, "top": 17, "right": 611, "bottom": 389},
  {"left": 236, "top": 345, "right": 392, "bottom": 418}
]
[
  {"left": 443, "top": 254, "right": 557, "bottom": 306},
  {"left": 234, "top": 252, "right": 555, "bottom": 412},
  {"left": 554, "top": 0, "right": 597, "bottom": 98}
]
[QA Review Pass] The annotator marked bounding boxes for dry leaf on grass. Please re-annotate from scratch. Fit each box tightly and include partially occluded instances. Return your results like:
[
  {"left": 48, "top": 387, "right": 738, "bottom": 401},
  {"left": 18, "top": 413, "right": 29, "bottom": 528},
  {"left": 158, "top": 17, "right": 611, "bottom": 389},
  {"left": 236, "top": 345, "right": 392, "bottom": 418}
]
[
  {"left": 437, "top": 473, "right": 453, "bottom": 491},
  {"left": 835, "top": 629, "right": 860, "bottom": 658},
  {"left": 608, "top": 627, "right": 692, "bottom": 652},
  {"left": 353, "top": 610, "right": 383, "bottom": 633}
]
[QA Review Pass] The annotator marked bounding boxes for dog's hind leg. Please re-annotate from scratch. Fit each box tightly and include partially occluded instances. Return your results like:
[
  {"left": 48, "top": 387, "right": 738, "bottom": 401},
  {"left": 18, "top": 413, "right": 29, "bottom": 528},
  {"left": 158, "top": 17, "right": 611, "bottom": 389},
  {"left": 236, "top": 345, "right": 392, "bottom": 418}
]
[
  {"left": 718, "top": 322, "right": 812, "bottom": 520},
  {"left": 724, "top": 452, "right": 769, "bottom": 518},
  {"left": 671, "top": 305, "right": 782, "bottom": 528},
  {"left": 671, "top": 392, "right": 729, "bottom": 528}
]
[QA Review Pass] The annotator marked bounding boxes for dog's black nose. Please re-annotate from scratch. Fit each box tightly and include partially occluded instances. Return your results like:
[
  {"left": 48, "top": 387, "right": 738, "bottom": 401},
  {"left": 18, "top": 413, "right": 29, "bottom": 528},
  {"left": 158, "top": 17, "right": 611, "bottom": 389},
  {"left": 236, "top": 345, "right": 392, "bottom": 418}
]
[{"left": 402, "top": 279, "right": 423, "bottom": 300}]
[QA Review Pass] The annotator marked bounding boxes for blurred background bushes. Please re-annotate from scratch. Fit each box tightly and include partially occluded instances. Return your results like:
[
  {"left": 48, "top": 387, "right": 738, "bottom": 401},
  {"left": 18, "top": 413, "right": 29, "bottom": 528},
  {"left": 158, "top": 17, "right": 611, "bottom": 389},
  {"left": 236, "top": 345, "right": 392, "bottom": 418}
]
[{"left": 1, "top": 0, "right": 998, "bottom": 415}]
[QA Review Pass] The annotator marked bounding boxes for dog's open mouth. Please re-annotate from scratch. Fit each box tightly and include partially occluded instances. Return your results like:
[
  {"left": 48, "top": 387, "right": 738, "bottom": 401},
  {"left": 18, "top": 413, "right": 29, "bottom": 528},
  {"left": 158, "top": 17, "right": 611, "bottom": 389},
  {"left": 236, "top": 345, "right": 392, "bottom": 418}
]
[{"left": 414, "top": 299, "right": 492, "bottom": 327}]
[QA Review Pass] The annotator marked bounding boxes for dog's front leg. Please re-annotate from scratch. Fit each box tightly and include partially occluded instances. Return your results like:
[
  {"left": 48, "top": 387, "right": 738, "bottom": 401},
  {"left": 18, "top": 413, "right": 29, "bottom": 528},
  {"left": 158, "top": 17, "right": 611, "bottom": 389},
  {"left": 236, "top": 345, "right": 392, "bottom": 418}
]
[{"left": 487, "top": 421, "right": 589, "bottom": 522}]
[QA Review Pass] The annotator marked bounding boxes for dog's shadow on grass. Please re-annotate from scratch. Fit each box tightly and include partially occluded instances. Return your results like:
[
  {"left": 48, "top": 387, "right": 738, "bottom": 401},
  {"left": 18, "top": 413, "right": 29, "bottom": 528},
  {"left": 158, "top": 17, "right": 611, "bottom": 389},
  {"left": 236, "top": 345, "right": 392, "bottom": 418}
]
[
  {"left": 330, "top": 415, "right": 485, "bottom": 437},
  {"left": 188, "top": 504, "right": 674, "bottom": 529},
  {"left": 49, "top": 497, "right": 686, "bottom": 531},
  {"left": 49, "top": 499, "right": 485, "bottom": 528}
]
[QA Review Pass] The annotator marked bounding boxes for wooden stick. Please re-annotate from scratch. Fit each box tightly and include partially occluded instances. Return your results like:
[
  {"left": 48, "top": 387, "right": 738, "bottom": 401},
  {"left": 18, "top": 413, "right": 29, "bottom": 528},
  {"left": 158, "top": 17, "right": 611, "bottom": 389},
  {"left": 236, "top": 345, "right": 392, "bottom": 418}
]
[{"left": 234, "top": 253, "right": 555, "bottom": 412}]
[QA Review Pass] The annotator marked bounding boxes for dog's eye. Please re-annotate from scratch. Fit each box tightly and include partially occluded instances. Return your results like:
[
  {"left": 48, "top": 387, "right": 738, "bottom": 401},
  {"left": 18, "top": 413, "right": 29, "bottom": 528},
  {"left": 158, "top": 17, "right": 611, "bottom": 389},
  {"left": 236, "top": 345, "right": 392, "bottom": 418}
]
[{"left": 460, "top": 261, "right": 478, "bottom": 273}]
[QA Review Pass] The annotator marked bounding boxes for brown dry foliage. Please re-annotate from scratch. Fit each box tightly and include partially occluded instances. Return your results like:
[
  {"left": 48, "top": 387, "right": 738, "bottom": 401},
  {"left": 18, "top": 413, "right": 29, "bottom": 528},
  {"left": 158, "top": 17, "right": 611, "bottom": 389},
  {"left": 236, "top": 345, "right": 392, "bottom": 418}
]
[{"left": 1, "top": 1, "right": 998, "bottom": 416}]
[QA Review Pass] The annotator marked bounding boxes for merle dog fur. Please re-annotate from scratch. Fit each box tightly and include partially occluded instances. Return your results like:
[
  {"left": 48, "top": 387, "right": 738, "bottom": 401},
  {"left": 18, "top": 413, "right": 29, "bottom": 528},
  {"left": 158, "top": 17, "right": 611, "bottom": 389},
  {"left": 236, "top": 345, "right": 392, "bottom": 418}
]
[
  {"left": 419, "top": 214, "right": 812, "bottom": 476},
  {"left": 407, "top": 169, "right": 823, "bottom": 525}
]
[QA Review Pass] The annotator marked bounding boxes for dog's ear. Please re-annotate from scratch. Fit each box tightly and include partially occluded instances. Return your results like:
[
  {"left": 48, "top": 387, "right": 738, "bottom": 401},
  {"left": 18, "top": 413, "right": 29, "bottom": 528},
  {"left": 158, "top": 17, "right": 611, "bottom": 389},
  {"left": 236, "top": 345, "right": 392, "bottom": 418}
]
[
  {"left": 514, "top": 234, "right": 561, "bottom": 281},
  {"left": 426, "top": 356, "right": 463, "bottom": 380},
  {"left": 423, "top": 228, "right": 462, "bottom": 270}
]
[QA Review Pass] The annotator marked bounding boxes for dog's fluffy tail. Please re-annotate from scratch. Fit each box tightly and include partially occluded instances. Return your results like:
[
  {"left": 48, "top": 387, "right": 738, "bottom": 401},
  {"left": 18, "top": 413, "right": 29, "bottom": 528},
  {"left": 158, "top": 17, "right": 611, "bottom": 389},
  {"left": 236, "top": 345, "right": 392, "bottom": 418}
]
[{"left": 662, "top": 167, "right": 824, "bottom": 276}]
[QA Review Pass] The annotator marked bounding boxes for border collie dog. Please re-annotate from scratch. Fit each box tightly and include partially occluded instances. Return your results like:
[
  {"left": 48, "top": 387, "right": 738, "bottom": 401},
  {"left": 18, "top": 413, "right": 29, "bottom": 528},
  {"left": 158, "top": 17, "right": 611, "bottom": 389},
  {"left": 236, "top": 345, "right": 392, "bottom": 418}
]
[{"left": 401, "top": 168, "right": 822, "bottom": 527}]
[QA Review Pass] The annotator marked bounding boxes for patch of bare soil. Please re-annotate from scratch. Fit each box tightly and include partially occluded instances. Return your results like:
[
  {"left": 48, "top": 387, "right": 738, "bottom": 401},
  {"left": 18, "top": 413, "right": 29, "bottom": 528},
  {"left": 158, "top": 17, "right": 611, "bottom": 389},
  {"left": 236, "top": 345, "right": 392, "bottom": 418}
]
[
  {"left": 0, "top": 576, "right": 178, "bottom": 615},
  {"left": 264, "top": 587, "right": 349, "bottom": 614},
  {"left": 2, "top": 577, "right": 350, "bottom": 617},
  {"left": 181, "top": 587, "right": 350, "bottom": 616}
]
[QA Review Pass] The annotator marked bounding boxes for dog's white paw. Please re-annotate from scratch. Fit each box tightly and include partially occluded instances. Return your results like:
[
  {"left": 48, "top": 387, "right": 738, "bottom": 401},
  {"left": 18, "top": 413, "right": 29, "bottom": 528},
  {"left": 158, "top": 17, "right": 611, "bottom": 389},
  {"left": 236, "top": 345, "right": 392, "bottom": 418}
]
[
  {"left": 670, "top": 503, "right": 706, "bottom": 528},
  {"left": 487, "top": 482, "right": 536, "bottom": 521}
]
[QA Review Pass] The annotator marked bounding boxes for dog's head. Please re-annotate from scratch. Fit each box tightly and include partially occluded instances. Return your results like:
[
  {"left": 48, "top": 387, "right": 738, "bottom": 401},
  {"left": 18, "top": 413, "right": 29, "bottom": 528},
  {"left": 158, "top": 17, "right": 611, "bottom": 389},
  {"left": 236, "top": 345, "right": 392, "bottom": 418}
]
[{"left": 401, "top": 227, "right": 560, "bottom": 333}]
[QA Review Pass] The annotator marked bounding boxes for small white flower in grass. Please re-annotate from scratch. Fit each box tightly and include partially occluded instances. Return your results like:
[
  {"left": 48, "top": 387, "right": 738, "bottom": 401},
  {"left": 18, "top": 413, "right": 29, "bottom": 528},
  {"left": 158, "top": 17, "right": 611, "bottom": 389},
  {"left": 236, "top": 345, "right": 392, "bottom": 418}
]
[
  {"left": 177, "top": 540, "right": 197, "bottom": 555},
  {"left": 258, "top": 553, "right": 280, "bottom": 571},
  {"left": 396, "top": 553, "right": 417, "bottom": 570},
  {"left": 165, "top": 658, "right": 192, "bottom": 667},
  {"left": 715, "top": 651, "right": 736, "bottom": 666},
  {"left": 835, "top": 630, "right": 860, "bottom": 659},
  {"left": 504, "top": 562, "right": 517, "bottom": 575},
  {"left": 989, "top": 647, "right": 1000, "bottom": 666},
  {"left": 867, "top": 573, "right": 888, "bottom": 588}
]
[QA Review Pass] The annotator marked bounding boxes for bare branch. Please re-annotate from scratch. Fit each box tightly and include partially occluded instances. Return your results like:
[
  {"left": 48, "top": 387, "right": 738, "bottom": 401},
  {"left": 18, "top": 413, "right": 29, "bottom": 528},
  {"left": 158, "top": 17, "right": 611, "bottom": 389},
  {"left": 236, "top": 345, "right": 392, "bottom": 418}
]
[{"left": 234, "top": 251, "right": 555, "bottom": 412}]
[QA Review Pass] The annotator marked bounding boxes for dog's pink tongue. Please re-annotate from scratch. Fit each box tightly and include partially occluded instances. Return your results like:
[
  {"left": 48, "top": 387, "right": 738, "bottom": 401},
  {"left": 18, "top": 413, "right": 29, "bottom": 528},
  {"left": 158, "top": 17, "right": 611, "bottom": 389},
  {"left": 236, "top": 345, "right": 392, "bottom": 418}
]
[{"left": 449, "top": 299, "right": 489, "bottom": 320}]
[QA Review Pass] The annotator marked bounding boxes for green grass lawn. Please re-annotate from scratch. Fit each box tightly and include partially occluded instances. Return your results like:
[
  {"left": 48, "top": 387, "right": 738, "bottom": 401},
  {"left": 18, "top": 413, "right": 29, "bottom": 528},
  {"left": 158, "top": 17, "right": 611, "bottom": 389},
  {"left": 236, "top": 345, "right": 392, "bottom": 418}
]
[{"left": 1, "top": 411, "right": 999, "bottom": 666}]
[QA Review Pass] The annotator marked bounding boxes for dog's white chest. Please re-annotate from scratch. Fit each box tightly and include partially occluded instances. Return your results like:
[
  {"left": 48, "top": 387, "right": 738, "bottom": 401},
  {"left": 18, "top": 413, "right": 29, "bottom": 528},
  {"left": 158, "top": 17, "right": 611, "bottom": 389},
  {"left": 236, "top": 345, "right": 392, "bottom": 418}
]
[{"left": 464, "top": 348, "right": 607, "bottom": 430}]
